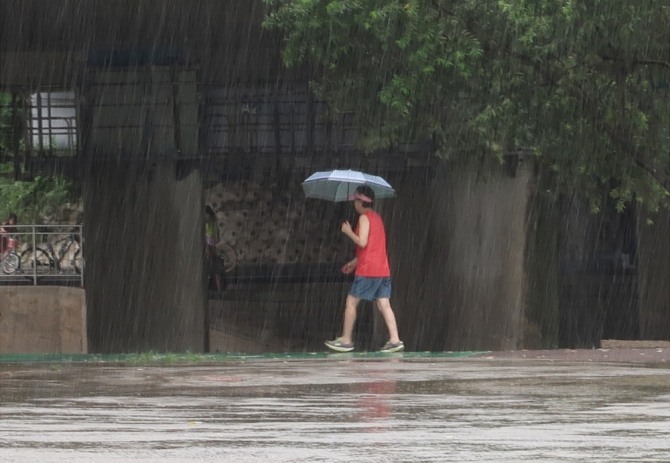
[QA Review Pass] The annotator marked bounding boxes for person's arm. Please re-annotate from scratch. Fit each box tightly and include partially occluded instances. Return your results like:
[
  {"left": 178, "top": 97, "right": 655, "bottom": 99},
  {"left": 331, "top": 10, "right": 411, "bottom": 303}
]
[
  {"left": 341, "top": 257, "right": 358, "bottom": 274},
  {"left": 341, "top": 215, "right": 369, "bottom": 248}
]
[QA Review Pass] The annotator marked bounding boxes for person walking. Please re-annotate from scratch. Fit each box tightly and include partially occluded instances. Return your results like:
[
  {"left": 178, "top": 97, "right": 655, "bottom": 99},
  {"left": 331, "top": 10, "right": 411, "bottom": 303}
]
[{"left": 325, "top": 185, "right": 404, "bottom": 353}]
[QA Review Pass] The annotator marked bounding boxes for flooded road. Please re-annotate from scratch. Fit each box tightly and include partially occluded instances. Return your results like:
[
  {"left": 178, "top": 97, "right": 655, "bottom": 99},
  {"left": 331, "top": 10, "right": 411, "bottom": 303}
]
[{"left": 1, "top": 351, "right": 669, "bottom": 462}]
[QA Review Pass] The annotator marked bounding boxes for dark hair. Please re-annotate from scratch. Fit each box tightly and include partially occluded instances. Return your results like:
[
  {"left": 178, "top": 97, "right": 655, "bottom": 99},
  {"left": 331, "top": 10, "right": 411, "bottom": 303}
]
[
  {"left": 204, "top": 205, "right": 215, "bottom": 218},
  {"left": 356, "top": 185, "right": 375, "bottom": 208},
  {"left": 6, "top": 213, "right": 17, "bottom": 224}
]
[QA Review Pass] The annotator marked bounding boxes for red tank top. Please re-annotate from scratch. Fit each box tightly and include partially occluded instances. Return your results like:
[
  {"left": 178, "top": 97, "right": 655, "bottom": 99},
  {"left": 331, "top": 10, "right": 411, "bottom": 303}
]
[{"left": 355, "top": 210, "right": 391, "bottom": 277}]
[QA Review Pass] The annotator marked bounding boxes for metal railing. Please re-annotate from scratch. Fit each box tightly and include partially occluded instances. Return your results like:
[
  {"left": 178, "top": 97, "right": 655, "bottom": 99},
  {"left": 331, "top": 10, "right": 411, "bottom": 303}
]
[{"left": 0, "top": 224, "right": 84, "bottom": 287}]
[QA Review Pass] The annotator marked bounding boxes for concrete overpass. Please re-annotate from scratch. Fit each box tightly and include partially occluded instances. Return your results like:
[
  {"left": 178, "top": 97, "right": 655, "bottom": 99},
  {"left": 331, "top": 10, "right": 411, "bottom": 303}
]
[{"left": 1, "top": 0, "right": 667, "bottom": 355}]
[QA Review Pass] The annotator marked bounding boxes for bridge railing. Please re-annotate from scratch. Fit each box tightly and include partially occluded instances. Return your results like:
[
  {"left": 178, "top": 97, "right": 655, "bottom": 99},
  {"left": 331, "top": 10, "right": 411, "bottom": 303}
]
[{"left": 0, "top": 224, "right": 84, "bottom": 287}]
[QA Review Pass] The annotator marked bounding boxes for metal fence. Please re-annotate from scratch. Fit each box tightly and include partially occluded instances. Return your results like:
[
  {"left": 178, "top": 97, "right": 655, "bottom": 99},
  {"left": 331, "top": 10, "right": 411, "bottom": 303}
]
[{"left": 0, "top": 224, "right": 83, "bottom": 287}]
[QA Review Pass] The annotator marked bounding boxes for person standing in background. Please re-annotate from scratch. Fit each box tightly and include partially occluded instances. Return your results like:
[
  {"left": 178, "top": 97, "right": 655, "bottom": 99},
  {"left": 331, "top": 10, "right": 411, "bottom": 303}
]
[
  {"left": 204, "top": 206, "right": 225, "bottom": 298},
  {"left": 0, "top": 212, "right": 18, "bottom": 254}
]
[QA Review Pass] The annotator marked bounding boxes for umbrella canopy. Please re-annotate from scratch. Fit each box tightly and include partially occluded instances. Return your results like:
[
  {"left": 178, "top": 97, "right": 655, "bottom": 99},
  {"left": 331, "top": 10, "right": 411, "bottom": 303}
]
[{"left": 301, "top": 169, "right": 396, "bottom": 202}]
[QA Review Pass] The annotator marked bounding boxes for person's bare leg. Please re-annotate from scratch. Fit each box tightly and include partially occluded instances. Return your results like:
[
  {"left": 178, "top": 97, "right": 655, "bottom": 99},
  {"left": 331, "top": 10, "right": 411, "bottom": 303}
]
[
  {"left": 376, "top": 298, "right": 400, "bottom": 343},
  {"left": 340, "top": 295, "right": 360, "bottom": 344}
]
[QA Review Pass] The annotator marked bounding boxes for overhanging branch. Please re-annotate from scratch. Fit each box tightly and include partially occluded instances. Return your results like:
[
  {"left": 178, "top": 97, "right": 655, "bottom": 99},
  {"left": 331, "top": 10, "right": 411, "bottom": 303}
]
[
  {"left": 516, "top": 53, "right": 670, "bottom": 196},
  {"left": 635, "top": 58, "right": 670, "bottom": 69},
  {"left": 607, "top": 128, "right": 670, "bottom": 193}
]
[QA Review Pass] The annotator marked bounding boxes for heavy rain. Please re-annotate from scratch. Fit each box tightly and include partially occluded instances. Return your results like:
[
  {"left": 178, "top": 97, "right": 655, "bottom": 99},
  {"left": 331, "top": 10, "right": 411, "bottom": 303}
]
[{"left": 0, "top": 1, "right": 668, "bottom": 462}]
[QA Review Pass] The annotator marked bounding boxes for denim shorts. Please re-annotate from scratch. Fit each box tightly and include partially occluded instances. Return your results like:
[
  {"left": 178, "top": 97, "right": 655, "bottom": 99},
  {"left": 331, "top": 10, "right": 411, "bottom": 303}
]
[{"left": 349, "top": 276, "right": 392, "bottom": 301}]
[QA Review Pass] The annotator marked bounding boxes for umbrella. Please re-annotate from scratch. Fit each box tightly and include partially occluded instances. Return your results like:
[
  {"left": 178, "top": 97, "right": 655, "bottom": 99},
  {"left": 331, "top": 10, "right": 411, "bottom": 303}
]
[{"left": 301, "top": 169, "right": 396, "bottom": 202}]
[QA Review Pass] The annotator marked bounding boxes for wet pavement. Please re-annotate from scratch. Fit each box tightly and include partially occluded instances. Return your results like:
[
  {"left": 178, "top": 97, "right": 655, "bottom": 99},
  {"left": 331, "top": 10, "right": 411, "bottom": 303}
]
[{"left": 1, "top": 350, "right": 669, "bottom": 462}]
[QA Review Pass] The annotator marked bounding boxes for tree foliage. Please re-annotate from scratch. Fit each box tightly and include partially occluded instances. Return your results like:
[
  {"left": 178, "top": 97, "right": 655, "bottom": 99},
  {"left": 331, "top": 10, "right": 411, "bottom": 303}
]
[
  {"left": 0, "top": 163, "right": 76, "bottom": 224},
  {"left": 0, "top": 94, "right": 77, "bottom": 224},
  {"left": 264, "top": 0, "right": 670, "bottom": 212}
]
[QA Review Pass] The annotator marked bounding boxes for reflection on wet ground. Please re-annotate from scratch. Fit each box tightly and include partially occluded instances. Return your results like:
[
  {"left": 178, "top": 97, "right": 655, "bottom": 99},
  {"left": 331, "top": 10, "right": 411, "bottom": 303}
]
[{"left": 1, "top": 353, "right": 669, "bottom": 462}]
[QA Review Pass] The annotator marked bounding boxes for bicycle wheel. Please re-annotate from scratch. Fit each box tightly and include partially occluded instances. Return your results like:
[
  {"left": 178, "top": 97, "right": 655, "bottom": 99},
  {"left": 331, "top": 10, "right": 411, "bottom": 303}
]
[
  {"left": 72, "top": 248, "right": 84, "bottom": 274},
  {"left": 21, "top": 247, "right": 53, "bottom": 274},
  {"left": 1, "top": 251, "right": 20, "bottom": 274},
  {"left": 58, "top": 238, "right": 83, "bottom": 273},
  {"left": 216, "top": 243, "right": 237, "bottom": 273}
]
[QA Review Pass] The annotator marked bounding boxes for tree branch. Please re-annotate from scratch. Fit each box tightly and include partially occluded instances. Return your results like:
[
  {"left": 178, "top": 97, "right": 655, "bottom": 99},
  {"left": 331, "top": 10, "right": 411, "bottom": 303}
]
[
  {"left": 600, "top": 54, "right": 670, "bottom": 70},
  {"left": 607, "top": 128, "right": 670, "bottom": 193},
  {"left": 634, "top": 58, "right": 670, "bottom": 69},
  {"left": 515, "top": 52, "right": 670, "bottom": 195}
]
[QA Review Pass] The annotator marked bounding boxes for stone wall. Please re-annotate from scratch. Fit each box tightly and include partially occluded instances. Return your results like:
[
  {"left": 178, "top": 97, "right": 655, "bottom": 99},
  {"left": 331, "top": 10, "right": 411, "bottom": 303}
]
[
  {"left": 0, "top": 286, "right": 87, "bottom": 354},
  {"left": 205, "top": 177, "right": 351, "bottom": 266}
]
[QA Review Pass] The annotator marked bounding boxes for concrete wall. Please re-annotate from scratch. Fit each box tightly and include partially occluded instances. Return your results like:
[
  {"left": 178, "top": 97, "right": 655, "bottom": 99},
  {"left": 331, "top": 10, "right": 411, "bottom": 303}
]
[
  {"left": 0, "top": 0, "right": 286, "bottom": 90},
  {"left": 521, "top": 185, "right": 560, "bottom": 349},
  {"left": 637, "top": 210, "right": 670, "bottom": 340},
  {"left": 80, "top": 59, "right": 207, "bottom": 353},
  {"left": 443, "top": 159, "right": 532, "bottom": 350},
  {"left": 209, "top": 282, "right": 351, "bottom": 353},
  {"left": 85, "top": 69, "right": 199, "bottom": 159},
  {"left": 380, "top": 158, "right": 534, "bottom": 351},
  {"left": 84, "top": 161, "right": 206, "bottom": 353},
  {"left": 0, "top": 286, "right": 87, "bottom": 354}
]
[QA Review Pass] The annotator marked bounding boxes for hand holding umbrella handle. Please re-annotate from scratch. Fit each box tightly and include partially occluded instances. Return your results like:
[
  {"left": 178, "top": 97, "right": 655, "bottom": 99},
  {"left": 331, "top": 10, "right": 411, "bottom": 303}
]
[{"left": 341, "top": 220, "right": 353, "bottom": 235}]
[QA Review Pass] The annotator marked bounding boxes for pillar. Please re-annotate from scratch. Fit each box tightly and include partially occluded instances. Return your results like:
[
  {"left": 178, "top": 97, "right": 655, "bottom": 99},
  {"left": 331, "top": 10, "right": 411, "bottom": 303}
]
[{"left": 84, "top": 161, "right": 206, "bottom": 353}]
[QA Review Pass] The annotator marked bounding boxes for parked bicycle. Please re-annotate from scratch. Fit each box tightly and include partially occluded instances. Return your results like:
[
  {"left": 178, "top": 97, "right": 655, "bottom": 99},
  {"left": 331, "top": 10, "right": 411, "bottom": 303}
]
[
  {"left": 1, "top": 236, "right": 21, "bottom": 274},
  {"left": 216, "top": 242, "right": 238, "bottom": 273},
  {"left": 21, "top": 229, "right": 83, "bottom": 275}
]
